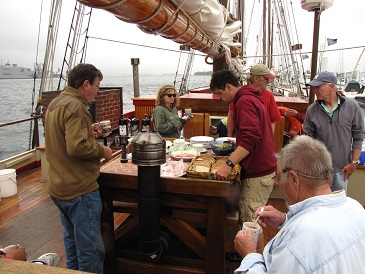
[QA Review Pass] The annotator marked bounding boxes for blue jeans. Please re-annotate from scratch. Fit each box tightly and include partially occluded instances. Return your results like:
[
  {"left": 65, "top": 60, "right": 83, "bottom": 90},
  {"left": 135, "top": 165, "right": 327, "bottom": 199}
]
[
  {"left": 51, "top": 190, "right": 105, "bottom": 273},
  {"left": 331, "top": 172, "right": 348, "bottom": 193}
]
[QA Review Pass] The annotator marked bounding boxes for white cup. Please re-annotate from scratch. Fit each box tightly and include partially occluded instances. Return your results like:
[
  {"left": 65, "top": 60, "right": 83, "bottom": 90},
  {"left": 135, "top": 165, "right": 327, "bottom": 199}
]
[
  {"left": 99, "top": 120, "right": 111, "bottom": 137},
  {"left": 185, "top": 108, "right": 192, "bottom": 117},
  {"left": 242, "top": 221, "right": 262, "bottom": 245},
  {"left": 173, "top": 138, "right": 185, "bottom": 146}
]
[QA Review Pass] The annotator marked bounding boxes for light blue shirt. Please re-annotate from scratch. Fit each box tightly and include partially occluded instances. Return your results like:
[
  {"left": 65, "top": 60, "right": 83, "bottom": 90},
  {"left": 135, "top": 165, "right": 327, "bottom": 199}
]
[
  {"left": 235, "top": 191, "right": 365, "bottom": 273},
  {"left": 320, "top": 97, "right": 340, "bottom": 117}
]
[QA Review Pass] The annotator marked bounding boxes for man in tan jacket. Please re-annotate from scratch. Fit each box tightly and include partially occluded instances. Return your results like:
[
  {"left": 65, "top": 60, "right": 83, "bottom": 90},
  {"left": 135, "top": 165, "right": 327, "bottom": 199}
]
[{"left": 45, "top": 63, "right": 112, "bottom": 273}]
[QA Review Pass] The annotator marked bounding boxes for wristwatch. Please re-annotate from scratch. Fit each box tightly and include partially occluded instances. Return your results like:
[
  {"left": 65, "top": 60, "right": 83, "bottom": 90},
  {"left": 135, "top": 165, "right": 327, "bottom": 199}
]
[
  {"left": 226, "top": 159, "right": 235, "bottom": 168},
  {"left": 352, "top": 160, "right": 359, "bottom": 166}
]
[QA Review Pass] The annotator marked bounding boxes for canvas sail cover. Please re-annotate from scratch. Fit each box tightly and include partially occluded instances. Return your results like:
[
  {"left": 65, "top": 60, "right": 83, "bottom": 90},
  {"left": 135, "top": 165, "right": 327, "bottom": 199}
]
[{"left": 78, "top": 0, "right": 241, "bottom": 57}]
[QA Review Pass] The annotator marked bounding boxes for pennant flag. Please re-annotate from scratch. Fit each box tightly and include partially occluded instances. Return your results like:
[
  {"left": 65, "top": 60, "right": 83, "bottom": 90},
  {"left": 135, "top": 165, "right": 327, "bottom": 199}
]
[
  {"left": 302, "top": 54, "right": 309, "bottom": 60},
  {"left": 327, "top": 38, "right": 337, "bottom": 46}
]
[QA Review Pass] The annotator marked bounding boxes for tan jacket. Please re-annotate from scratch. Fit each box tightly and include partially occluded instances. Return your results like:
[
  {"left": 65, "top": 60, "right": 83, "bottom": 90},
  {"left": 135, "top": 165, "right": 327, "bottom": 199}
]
[{"left": 45, "top": 86, "right": 104, "bottom": 200}]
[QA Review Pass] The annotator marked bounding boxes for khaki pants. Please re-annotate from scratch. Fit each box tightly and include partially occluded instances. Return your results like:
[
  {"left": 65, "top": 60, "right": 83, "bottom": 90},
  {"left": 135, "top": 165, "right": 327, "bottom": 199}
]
[{"left": 238, "top": 172, "right": 275, "bottom": 223}]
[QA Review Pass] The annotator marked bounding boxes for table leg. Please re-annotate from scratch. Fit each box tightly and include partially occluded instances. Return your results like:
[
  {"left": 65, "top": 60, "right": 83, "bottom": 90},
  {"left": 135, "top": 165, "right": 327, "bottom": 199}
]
[
  {"left": 206, "top": 196, "right": 226, "bottom": 274},
  {"left": 100, "top": 187, "right": 115, "bottom": 274}
]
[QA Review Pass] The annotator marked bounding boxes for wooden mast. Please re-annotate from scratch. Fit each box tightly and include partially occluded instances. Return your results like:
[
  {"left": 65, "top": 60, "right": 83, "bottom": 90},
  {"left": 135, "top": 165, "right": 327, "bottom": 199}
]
[
  {"left": 309, "top": 9, "right": 321, "bottom": 105},
  {"left": 213, "top": 0, "right": 229, "bottom": 72}
]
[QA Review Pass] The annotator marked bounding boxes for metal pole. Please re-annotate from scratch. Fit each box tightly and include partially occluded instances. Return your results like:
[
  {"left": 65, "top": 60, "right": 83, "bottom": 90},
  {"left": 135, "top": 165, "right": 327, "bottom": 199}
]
[
  {"left": 131, "top": 58, "right": 140, "bottom": 98},
  {"left": 309, "top": 9, "right": 321, "bottom": 105}
]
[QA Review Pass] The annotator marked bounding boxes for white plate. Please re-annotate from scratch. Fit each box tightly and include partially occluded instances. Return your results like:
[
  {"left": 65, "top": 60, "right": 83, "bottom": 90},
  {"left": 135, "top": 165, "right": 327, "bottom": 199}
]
[
  {"left": 161, "top": 160, "right": 187, "bottom": 177},
  {"left": 190, "top": 136, "right": 214, "bottom": 143},
  {"left": 215, "top": 137, "right": 235, "bottom": 143}
]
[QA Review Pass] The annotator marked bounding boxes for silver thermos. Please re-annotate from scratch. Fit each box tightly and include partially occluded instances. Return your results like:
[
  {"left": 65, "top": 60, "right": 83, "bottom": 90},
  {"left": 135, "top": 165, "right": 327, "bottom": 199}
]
[
  {"left": 130, "top": 118, "right": 139, "bottom": 136},
  {"left": 142, "top": 114, "right": 151, "bottom": 132}
]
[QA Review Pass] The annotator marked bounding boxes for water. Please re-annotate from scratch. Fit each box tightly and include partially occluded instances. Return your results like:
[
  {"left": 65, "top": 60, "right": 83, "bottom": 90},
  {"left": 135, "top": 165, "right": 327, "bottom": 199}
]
[{"left": 0, "top": 74, "right": 211, "bottom": 161}]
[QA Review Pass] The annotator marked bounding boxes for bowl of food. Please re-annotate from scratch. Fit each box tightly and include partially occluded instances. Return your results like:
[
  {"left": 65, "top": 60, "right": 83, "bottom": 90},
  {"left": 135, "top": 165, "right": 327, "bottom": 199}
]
[
  {"left": 169, "top": 144, "right": 199, "bottom": 161},
  {"left": 211, "top": 141, "right": 235, "bottom": 156}
]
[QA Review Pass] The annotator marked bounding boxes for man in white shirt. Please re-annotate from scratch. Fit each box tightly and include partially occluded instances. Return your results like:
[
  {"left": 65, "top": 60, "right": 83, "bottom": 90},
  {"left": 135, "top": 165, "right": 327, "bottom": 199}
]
[{"left": 234, "top": 135, "right": 365, "bottom": 274}]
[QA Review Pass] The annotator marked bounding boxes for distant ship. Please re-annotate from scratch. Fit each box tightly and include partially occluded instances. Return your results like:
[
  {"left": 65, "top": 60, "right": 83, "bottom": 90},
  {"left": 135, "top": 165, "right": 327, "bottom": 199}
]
[{"left": 0, "top": 62, "right": 40, "bottom": 79}]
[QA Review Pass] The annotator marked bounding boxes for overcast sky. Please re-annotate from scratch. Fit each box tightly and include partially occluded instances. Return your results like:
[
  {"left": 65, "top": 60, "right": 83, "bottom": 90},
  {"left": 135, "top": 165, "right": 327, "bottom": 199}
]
[{"left": 1, "top": 0, "right": 364, "bottom": 76}]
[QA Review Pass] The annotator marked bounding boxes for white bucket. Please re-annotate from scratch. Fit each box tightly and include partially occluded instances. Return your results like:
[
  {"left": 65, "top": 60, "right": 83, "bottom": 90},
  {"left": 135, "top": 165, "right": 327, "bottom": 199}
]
[{"left": 0, "top": 169, "right": 17, "bottom": 198}]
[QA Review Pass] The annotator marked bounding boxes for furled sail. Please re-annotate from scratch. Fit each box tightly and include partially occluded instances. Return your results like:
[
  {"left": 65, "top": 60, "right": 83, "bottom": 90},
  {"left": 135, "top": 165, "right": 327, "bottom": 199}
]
[{"left": 78, "top": 0, "right": 241, "bottom": 58}]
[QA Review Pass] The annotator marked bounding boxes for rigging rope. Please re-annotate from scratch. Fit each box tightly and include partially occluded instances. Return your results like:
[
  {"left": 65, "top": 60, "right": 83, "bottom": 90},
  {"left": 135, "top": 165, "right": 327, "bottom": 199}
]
[{"left": 29, "top": 0, "right": 47, "bottom": 150}]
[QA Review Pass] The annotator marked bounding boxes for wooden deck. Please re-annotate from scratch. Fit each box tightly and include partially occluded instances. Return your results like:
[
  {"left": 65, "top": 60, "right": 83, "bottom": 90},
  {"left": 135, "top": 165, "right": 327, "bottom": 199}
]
[
  {"left": 0, "top": 167, "right": 66, "bottom": 267},
  {"left": 0, "top": 167, "right": 287, "bottom": 273}
]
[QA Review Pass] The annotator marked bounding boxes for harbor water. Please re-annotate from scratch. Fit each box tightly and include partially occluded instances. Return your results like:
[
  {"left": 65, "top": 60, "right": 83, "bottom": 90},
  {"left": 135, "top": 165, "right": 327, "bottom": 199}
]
[{"left": 0, "top": 74, "right": 211, "bottom": 161}]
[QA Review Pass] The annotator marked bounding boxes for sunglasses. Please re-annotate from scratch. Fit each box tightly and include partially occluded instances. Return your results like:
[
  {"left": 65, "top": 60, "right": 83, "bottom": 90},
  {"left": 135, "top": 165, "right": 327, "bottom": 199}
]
[{"left": 166, "top": 94, "right": 176, "bottom": 98}]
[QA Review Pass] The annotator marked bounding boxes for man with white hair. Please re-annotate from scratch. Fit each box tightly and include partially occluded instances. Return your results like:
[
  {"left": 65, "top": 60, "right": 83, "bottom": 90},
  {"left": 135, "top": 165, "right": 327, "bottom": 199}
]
[{"left": 234, "top": 135, "right": 365, "bottom": 273}]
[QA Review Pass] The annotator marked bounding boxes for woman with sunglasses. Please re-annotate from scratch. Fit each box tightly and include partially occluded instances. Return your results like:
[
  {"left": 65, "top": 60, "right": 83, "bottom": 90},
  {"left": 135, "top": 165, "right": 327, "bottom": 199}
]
[{"left": 152, "top": 85, "right": 187, "bottom": 138}]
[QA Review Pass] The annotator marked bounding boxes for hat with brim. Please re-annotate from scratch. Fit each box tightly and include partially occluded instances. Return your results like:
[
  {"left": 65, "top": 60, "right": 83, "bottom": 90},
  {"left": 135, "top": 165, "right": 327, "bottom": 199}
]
[
  {"left": 306, "top": 71, "right": 337, "bottom": 86},
  {"left": 250, "top": 64, "right": 276, "bottom": 79}
]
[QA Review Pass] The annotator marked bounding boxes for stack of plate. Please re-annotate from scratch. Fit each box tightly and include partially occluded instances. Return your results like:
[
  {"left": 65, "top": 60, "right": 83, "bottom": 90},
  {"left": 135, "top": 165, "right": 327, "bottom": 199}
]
[{"left": 190, "top": 136, "right": 214, "bottom": 149}]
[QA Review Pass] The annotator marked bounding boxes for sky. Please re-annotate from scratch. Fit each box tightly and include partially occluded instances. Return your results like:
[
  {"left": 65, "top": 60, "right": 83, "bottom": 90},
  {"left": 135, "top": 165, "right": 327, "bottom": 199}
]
[{"left": 0, "top": 0, "right": 364, "bottom": 76}]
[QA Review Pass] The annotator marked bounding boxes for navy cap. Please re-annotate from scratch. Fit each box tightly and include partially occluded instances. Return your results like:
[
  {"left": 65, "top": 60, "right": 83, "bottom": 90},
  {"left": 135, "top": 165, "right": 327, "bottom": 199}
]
[{"left": 306, "top": 71, "right": 337, "bottom": 86}]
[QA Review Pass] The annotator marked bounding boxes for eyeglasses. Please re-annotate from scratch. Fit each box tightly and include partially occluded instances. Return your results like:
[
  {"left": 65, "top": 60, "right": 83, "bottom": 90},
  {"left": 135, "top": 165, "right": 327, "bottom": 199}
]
[
  {"left": 165, "top": 94, "right": 176, "bottom": 98},
  {"left": 272, "top": 167, "right": 330, "bottom": 185},
  {"left": 93, "top": 83, "right": 100, "bottom": 89}
]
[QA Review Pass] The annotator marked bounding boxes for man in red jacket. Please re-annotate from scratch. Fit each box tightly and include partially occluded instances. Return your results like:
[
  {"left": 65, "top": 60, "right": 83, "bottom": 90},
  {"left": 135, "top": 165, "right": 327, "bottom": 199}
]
[
  {"left": 210, "top": 69, "right": 276, "bottom": 253},
  {"left": 248, "top": 64, "right": 281, "bottom": 134}
]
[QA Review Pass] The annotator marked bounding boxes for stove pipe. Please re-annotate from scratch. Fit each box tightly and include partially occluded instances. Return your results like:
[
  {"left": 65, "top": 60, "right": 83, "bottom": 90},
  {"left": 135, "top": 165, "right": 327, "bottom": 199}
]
[{"left": 131, "top": 131, "right": 166, "bottom": 261}]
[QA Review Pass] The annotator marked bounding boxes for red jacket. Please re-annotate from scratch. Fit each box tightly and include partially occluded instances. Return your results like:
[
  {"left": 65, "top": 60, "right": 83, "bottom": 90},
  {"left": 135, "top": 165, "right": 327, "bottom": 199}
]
[
  {"left": 262, "top": 89, "right": 281, "bottom": 123},
  {"left": 233, "top": 85, "right": 277, "bottom": 178}
]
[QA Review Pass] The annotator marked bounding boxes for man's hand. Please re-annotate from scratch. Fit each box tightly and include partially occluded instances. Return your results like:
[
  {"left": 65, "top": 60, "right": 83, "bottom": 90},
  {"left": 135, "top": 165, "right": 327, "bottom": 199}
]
[
  {"left": 214, "top": 163, "right": 232, "bottom": 180},
  {"left": 285, "top": 108, "right": 298, "bottom": 117},
  {"left": 256, "top": 205, "right": 286, "bottom": 229},
  {"left": 340, "top": 163, "right": 357, "bottom": 181},
  {"left": 209, "top": 125, "right": 218, "bottom": 135},
  {"left": 103, "top": 146, "right": 113, "bottom": 161},
  {"left": 234, "top": 230, "right": 257, "bottom": 258},
  {"left": 92, "top": 123, "right": 101, "bottom": 138}
]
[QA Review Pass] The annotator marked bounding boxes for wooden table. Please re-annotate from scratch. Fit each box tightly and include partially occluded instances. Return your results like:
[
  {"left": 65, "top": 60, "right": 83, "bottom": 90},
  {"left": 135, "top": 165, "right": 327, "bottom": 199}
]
[{"left": 98, "top": 156, "right": 240, "bottom": 274}]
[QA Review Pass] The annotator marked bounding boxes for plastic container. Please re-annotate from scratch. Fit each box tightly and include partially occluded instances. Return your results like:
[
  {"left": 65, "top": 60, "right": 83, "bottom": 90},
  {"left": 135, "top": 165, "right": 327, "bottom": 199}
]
[{"left": 0, "top": 169, "right": 17, "bottom": 198}]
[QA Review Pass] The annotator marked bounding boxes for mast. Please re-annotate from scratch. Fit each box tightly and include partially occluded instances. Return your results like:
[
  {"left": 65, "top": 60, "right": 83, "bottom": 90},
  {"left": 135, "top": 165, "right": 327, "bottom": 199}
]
[
  {"left": 301, "top": 0, "right": 334, "bottom": 104},
  {"left": 262, "top": 0, "right": 267, "bottom": 64},
  {"left": 308, "top": 9, "right": 321, "bottom": 104},
  {"left": 267, "top": 0, "right": 273, "bottom": 68},
  {"left": 213, "top": 0, "right": 229, "bottom": 72}
]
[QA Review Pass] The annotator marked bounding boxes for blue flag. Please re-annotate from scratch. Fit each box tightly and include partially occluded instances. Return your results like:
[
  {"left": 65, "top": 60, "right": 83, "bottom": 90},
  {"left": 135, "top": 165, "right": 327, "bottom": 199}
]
[
  {"left": 302, "top": 54, "right": 309, "bottom": 60},
  {"left": 327, "top": 38, "right": 337, "bottom": 46}
]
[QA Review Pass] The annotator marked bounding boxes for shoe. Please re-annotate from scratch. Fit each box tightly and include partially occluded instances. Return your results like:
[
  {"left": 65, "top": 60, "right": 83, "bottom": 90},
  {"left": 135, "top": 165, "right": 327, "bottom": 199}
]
[
  {"left": 32, "top": 253, "right": 61, "bottom": 266},
  {"left": 225, "top": 251, "right": 242, "bottom": 262}
]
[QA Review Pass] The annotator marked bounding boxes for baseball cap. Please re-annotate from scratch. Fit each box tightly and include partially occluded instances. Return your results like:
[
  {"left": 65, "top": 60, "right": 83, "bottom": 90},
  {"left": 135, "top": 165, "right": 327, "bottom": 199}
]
[
  {"left": 250, "top": 64, "right": 276, "bottom": 79},
  {"left": 306, "top": 71, "right": 337, "bottom": 86}
]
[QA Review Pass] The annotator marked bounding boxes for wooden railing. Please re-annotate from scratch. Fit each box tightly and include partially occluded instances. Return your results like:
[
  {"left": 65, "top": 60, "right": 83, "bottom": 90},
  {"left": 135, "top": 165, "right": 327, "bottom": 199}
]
[{"left": 0, "top": 114, "right": 42, "bottom": 148}]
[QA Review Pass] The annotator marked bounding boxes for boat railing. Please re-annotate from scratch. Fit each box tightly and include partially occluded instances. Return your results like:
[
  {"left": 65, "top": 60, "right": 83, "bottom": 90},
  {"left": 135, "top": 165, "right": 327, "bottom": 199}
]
[{"left": 0, "top": 114, "right": 42, "bottom": 148}]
